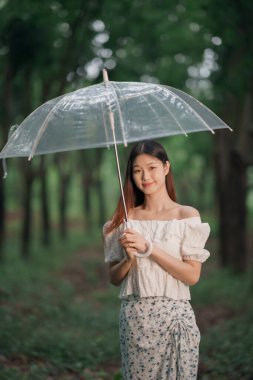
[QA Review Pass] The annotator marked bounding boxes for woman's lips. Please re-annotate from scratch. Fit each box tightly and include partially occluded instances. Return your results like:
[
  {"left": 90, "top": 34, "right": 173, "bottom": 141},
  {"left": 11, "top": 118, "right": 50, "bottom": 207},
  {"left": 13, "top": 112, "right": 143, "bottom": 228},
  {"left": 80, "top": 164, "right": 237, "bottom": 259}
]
[{"left": 142, "top": 182, "right": 154, "bottom": 187}]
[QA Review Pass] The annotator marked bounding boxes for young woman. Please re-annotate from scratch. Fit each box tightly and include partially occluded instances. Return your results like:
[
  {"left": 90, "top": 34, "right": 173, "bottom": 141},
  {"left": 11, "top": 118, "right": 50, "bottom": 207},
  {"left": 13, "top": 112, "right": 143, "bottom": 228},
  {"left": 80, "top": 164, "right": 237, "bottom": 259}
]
[{"left": 103, "top": 140, "right": 210, "bottom": 380}]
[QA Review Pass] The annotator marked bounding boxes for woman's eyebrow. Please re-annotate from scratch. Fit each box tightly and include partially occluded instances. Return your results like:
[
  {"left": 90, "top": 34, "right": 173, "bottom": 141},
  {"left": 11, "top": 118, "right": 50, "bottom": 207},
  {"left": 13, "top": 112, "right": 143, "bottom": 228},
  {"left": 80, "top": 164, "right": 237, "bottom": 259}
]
[{"left": 133, "top": 161, "right": 158, "bottom": 167}]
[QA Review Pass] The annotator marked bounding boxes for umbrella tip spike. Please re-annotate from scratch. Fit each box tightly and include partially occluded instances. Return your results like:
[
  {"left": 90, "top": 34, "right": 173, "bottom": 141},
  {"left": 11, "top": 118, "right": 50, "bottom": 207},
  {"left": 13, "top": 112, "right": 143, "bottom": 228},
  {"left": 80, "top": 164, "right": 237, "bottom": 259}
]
[{"left": 103, "top": 69, "right": 109, "bottom": 82}]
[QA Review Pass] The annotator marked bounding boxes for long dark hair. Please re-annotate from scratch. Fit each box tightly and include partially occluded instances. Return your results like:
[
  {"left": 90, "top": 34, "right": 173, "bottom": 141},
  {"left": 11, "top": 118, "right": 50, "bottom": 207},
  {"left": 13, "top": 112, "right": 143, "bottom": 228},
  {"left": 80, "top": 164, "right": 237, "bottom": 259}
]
[{"left": 105, "top": 140, "right": 176, "bottom": 233}]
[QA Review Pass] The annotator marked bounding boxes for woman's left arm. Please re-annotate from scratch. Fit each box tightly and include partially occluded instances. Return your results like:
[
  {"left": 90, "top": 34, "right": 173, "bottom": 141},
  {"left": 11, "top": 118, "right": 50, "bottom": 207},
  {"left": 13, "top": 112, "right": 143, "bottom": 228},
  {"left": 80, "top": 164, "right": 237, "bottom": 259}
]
[{"left": 150, "top": 245, "right": 201, "bottom": 286}]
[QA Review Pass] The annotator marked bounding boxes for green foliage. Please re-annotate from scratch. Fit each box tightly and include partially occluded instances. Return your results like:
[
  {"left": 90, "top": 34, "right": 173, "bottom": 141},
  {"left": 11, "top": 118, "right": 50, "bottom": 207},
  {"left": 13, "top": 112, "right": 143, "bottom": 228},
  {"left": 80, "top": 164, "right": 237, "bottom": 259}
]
[
  {"left": 0, "top": 2, "right": 252, "bottom": 375},
  {"left": 0, "top": 0, "right": 251, "bottom": 366},
  {"left": 1, "top": 0, "right": 251, "bottom": 258},
  {"left": 191, "top": 267, "right": 253, "bottom": 379},
  {"left": 200, "top": 313, "right": 253, "bottom": 380},
  {"left": 191, "top": 267, "right": 253, "bottom": 308},
  {"left": 0, "top": 233, "right": 121, "bottom": 379}
]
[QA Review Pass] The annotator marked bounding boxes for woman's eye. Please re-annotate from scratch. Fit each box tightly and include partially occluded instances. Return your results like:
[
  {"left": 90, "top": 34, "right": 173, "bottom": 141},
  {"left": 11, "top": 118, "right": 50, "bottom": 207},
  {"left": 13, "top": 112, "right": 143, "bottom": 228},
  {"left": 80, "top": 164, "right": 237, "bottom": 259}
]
[
  {"left": 150, "top": 167, "right": 156, "bottom": 170},
  {"left": 133, "top": 170, "right": 141, "bottom": 174}
]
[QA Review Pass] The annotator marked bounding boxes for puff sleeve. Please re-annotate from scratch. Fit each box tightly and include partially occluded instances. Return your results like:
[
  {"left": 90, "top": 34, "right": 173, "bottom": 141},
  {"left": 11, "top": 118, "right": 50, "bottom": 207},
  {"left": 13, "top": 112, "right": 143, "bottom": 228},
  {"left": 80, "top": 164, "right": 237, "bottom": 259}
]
[
  {"left": 181, "top": 222, "right": 211, "bottom": 263},
  {"left": 103, "top": 223, "right": 125, "bottom": 263}
]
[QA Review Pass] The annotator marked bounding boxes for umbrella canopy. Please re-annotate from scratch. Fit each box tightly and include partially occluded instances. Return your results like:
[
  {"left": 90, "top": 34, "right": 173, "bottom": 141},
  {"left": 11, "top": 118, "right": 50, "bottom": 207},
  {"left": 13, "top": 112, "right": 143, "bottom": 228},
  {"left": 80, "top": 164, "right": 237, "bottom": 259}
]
[
  {"left": 0, "top": 70, "right": 232, "bottom": 220},
  {"left": 0, "top": 74, "right": 231, "bottom": 161}
]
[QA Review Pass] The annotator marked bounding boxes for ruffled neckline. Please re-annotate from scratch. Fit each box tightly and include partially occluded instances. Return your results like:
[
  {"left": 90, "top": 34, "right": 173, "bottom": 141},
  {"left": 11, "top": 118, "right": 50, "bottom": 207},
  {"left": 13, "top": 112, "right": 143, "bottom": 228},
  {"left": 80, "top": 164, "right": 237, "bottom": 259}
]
[{"left": 127, "top": 216, "right": 201, "bottom": 223}]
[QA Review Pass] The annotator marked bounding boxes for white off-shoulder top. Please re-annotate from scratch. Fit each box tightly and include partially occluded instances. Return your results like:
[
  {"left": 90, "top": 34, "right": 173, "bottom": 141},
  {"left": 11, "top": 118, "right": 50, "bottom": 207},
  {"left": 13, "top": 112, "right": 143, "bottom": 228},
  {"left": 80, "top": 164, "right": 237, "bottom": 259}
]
[{"left": 103, "top": 216, "right": 210, "bottom": 300}]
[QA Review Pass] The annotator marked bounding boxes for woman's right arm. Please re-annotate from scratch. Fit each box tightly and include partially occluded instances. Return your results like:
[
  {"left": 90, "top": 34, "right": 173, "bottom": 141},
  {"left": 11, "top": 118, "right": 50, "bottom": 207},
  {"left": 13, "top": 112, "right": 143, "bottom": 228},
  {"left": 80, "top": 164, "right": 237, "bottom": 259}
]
[{"left": 109, "top": 256, "right": 135, "bottom": 286}]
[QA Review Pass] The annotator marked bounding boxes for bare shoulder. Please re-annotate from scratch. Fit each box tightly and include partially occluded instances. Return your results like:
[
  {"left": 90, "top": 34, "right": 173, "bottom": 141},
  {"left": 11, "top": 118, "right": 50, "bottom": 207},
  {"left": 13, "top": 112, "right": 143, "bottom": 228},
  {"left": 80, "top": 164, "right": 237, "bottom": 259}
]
[{"left": 179, "top": 205, "right": 200, "bottom": 219}]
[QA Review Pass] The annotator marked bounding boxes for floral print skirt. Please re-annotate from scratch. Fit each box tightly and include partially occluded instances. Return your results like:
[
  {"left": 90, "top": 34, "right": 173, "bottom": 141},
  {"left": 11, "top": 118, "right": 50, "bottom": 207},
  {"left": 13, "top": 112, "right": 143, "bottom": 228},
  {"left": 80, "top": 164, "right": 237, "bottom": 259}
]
[{"left": 119, "top": 296, "right": 200, "bottom": 380}]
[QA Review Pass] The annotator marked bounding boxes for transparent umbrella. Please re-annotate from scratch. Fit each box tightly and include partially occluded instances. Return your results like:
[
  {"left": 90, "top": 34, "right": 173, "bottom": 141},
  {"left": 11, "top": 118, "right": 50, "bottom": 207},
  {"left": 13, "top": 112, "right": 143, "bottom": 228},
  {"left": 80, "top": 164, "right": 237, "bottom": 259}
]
[{"left": 0, "top": 69, "right": 232, "bottom": 220}]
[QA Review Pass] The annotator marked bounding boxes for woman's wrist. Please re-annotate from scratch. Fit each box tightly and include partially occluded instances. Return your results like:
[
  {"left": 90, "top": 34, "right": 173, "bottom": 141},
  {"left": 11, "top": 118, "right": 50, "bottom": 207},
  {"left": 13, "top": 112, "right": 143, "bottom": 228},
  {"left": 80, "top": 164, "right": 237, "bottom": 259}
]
[
  {"left": 125, "top": 252, "right": 135, "bottom": 264},
  {"left": 134, "top": 240, "right": 153, "bottom": 258},
  {"left": 125, "top": 255, "right": 134, "bottom": 263}
]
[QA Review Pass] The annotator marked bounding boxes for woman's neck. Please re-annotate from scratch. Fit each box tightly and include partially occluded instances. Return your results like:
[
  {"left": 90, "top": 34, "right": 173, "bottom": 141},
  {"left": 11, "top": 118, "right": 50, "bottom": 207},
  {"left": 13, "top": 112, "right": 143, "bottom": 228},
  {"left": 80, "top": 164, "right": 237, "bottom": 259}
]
[{"left": 142, "top": 190, "right": 176, "bottom": 213}]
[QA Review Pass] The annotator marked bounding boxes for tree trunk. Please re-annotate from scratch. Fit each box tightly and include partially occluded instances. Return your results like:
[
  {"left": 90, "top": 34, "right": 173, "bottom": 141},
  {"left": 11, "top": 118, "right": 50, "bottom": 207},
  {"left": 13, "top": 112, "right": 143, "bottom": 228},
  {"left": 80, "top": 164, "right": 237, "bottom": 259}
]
[
  {"left": 55, "top": 155, "right": 72, "bottom": 239},
  {"left": 0, "top": 176, "right": 5, "bottom": 260},
  {"left": 59, "top": 174, "right": 71, "bottom": 239},
  {"left": 196, "top": 163, "right": 211, "bottom": 211},
  {"left": 96, "top": 178, "right": 106, "bottom": 227},
  {"left": 40, "top": 157, "right": 51, "bottom": 246},
  {"left": 95, "top": 149, "right": 106, "bottom": 226},
  {"left": 215, "top": 140, "right": 247, "bottom": 270},
  {"left": 214, "top": 87, "right": 253, "bottom": 271},
  {"left": 59, "top": 183, "right": 66, "bottom": 239},
  {"left": 82, "top": 173, "right": 93, "bottom": 231},
  {"left": 0, "top": 64, "right": 14, "bottom": 259},
  {"left": 21, "top": 164, "right": 34, "bottom": 258}
]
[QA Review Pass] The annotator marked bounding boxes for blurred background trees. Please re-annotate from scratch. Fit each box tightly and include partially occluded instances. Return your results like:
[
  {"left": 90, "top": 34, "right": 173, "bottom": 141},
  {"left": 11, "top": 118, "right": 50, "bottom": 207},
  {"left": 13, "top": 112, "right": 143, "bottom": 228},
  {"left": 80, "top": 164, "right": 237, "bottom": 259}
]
[
  {"left": 0, "top": 0, "right": 252, "bottom": 270},
  {"left": 0, "top": 1, "right": 253, "bottom": 379}
]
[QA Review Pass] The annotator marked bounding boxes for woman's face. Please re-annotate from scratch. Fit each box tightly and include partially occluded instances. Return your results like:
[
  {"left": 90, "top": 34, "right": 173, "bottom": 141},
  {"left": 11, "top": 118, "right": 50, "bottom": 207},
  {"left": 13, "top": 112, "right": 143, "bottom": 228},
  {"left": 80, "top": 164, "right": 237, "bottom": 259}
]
[{"left": 132, "top": 154, "right": 170, "bottom": 194}]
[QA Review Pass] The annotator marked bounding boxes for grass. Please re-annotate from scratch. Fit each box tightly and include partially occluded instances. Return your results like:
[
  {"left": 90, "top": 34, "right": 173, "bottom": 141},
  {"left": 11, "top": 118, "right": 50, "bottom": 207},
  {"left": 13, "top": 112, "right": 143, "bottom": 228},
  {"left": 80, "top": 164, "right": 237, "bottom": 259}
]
[
  {"left": 0, "top": 230, "right": 121, "bottom": 380},
  {"left": 191, "top": 263, "right": 253, "bottom": 380},
  {"left": 199, "top": 310, "right": 253, "bottom": 380},
  {"left": 0, "top": 228, "right": 253, "bottom": 379}
]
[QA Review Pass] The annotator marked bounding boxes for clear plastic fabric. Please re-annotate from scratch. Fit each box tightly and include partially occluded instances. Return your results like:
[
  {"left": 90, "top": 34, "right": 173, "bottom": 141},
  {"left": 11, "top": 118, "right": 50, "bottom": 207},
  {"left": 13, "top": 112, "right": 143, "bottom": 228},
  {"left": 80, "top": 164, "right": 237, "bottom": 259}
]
[{"left": 0, "top": 81, "right": 231, "bottom": 160}]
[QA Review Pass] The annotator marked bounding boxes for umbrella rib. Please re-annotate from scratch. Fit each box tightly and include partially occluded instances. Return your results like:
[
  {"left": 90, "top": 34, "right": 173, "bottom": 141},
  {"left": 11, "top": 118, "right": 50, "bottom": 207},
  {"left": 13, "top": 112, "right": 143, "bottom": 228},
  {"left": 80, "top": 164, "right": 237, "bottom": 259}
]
[
  {"left": 110, "top": 83, "right": 128, "bottom": 147},
  {"left": 101, "top": 102, "right": 110, "bottom": 149},
  {"left": 138, "top": 93, "right": 167, "bottom": 129},
  {"left": 171, "top": 87, "right": 233, "bottom": 132},
  {"left": 150, "top": 93, "right": 188, "bottom": 136},
  {"left": 28, "top": 97, "right": 66, "bottom": 160},
  {"left": 162, "top": 87, "right": 216, "bottom": 134}
]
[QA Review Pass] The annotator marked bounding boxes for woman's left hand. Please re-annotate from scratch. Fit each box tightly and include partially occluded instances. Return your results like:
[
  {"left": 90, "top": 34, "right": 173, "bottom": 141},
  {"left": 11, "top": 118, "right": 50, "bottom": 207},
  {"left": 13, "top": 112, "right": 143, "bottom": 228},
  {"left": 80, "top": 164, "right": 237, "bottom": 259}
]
[{"left": 119, "top": 228, "right": 148, "bottom": 253}]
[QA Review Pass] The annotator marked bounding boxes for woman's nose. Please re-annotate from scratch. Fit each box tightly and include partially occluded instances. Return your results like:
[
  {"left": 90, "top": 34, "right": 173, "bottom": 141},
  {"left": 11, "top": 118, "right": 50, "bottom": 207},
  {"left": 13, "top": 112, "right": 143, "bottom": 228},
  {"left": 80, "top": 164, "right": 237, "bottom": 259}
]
[{"left": 142, "top": 170, "right": 150, "bottom": 181}]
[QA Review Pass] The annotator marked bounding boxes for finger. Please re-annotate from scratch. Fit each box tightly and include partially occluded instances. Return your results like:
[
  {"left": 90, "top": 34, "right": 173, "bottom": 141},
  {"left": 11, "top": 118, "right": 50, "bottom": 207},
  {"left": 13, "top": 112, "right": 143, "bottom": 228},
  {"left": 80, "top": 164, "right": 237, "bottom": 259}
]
[
  {"left": 119, "top": 237, "right": 133, "bottom": 246},
  {"left": 119, "top": 233, "right": 135, "bottom": 243},
  {"left": 120, "top": 240, "right": 131, "bottom": 248},
  {"left": 123, "top": 228, "right": 137, "bottom": 235},
  {"left": 119, "top": 232, "right": 131, "bottom": 240},
  {"left": 119, "top": 233, "right": 131, "bottom": 242}
]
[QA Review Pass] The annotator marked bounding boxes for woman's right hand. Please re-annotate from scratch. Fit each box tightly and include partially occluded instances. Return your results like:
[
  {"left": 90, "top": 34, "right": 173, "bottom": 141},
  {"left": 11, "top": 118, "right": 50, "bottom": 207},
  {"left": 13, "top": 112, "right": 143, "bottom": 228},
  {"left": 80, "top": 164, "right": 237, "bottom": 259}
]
[
  {"left": 118, "top": 232, "right": 136, "bottom": 261},
  {"left": 119, "top": 228, "right": 150, "bottom": 260}
]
